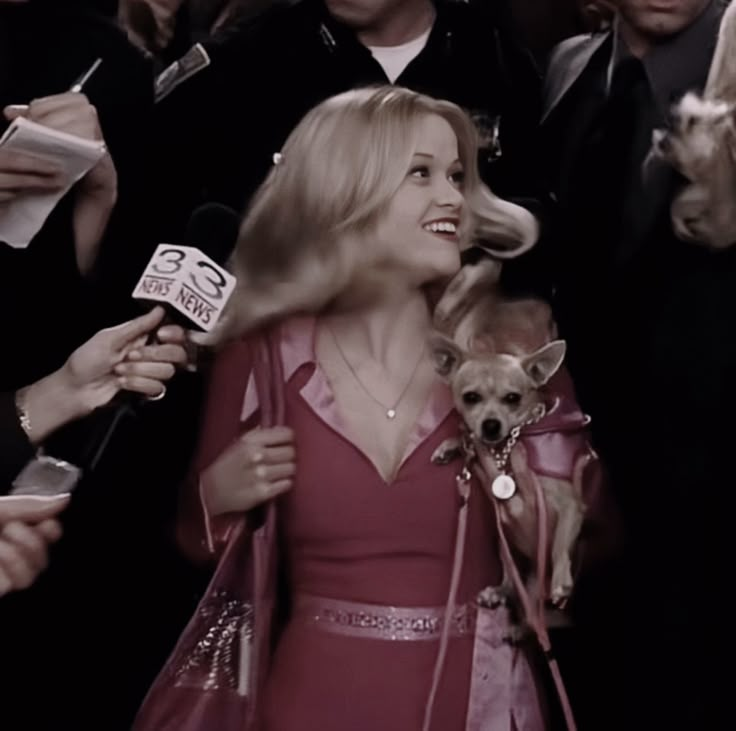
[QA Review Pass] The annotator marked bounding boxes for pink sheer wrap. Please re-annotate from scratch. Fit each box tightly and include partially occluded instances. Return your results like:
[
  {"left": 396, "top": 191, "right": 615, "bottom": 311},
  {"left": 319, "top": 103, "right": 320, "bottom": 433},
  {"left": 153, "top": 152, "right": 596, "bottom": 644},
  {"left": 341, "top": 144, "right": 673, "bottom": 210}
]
[{"left": 133, "top": 333, "right": 284, "bottom": 731}]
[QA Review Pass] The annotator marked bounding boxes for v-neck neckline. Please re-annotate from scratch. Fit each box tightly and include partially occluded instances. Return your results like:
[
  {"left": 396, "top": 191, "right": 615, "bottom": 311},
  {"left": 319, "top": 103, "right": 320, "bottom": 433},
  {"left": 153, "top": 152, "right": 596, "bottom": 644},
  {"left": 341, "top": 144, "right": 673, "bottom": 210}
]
[
  {"left": 238, "top": 317, "right": 457, "bottom": 484},
  {"left": 300, "top": 359, "right": 455, "bottom": 486}
]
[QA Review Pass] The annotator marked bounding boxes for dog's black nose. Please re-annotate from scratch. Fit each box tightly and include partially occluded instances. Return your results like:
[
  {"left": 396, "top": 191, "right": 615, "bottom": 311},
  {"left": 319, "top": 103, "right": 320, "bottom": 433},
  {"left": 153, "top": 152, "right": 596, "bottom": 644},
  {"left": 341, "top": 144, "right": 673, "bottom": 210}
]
[{"left": 481, "top": 418, "right": 502, "bottom": 441}]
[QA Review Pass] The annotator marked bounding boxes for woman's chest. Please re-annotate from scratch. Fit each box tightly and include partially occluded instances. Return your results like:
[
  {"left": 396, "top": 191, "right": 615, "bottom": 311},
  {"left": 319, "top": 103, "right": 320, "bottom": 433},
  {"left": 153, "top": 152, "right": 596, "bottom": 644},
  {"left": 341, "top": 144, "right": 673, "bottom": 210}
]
[
  {"left": 315, "top": 357, "right": 440, "bottom": 483},
  {"left": 280, "top": 395, "right": 479, "bottom": 546}
]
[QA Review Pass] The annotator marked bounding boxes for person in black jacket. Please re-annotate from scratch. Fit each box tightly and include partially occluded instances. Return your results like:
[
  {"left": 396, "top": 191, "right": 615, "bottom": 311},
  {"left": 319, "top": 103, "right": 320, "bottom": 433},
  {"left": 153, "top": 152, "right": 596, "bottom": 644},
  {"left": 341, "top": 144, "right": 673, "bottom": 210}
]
[
  {"left": 153, "top": 0, "right": 543, "bottom": 242},
  {"left": 0, "top": 307, "right": 188, "bottom": 598},
  {"left": 0, "top": 307, "right": 188, "bottom": 489},
  {"left": 0, "top": 0, "right": 156, "bottom": 389},
  {"left": 540, "top": 1, "right": 736, "bottom": 729},
  {"left": 0, "top": 4, "right": 205, "bottom": 730}
]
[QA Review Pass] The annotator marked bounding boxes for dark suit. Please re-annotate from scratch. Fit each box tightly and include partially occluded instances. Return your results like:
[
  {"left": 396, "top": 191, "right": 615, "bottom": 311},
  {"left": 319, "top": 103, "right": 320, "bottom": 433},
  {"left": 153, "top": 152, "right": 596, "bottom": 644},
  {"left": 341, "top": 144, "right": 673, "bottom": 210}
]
[
  {"left": 153, "top": 0, "right": 543, "bottom": 241},
  {"left": 540, "top": 4, "right": 736, "bottom": 729},
  {"left": 0, "top": 6, "right": 203, "bottom": 730}
]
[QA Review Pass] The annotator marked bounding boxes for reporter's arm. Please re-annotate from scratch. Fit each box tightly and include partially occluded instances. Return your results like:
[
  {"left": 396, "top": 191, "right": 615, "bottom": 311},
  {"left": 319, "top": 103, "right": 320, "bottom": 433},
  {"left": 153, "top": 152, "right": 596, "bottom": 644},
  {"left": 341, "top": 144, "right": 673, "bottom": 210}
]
[
  {"left": 0, "top": 391, "right": 35, "bottom": 491},
  {"left": 4, "top": 94, "right": 120, "bottom": 276},
  {"left": 5, "top": 309, "right": 187, "bottom": 462},
  {"left": 14, "top": 366, "right": 92, "bottom": 447},
  {"left": 71, "top": 172, "right": 118, "bottom": 276}
]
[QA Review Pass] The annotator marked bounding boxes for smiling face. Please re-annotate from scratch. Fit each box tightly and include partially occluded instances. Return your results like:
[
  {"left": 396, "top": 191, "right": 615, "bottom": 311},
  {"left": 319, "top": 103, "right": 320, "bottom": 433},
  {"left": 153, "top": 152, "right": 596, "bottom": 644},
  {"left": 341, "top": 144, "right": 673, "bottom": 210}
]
[{"left": 370, "top": 113, "right": 466, "bottom": 286}]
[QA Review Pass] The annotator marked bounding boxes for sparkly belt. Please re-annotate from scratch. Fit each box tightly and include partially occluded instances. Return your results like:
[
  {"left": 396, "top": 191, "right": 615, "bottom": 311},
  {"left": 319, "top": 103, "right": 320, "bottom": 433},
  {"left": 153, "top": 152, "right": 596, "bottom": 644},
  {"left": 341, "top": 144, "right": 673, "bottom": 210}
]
[{"left": 292, "top": 593, "right": 477, "bottom": 641}]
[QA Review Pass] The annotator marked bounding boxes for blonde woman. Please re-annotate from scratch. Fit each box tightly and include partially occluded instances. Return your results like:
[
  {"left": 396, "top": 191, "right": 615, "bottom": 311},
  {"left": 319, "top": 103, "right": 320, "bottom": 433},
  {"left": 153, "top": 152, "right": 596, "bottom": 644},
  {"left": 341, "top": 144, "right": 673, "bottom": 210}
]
[{"left": 138, "top": 86, "right": 545, "bottom": 731}]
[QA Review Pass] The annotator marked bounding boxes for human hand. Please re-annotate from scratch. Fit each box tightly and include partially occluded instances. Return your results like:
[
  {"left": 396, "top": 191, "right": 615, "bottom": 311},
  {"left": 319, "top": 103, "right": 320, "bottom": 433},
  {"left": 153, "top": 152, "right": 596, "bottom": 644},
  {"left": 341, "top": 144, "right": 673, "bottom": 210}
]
[
  {"left": 0, "top": 494, "right": 69, "bottom": 597},
  {"left": 63, "top": 306, "right": 187, "bottom": 412},
  {"left": 19, "top": 308, "right": 188, "bottom": 444},
  {"left": 114, "top": 319, "right": 190, "bottom": 394},
  {"left": 0, "top": 148, "right": 66, "bottom": 204},
  {"left": 203, "top": 427, "right": 296, "bottom": 518},
  {"left": 4, "top": 93, "right": 117, "bottom": 199}
]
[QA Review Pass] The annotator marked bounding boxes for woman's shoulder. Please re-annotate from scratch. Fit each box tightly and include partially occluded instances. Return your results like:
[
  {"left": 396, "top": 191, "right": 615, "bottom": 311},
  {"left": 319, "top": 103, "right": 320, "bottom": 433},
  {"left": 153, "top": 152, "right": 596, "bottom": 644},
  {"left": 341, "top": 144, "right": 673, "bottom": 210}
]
[{"left": 212, "top": 315, "right": 316, "bottom": 374}]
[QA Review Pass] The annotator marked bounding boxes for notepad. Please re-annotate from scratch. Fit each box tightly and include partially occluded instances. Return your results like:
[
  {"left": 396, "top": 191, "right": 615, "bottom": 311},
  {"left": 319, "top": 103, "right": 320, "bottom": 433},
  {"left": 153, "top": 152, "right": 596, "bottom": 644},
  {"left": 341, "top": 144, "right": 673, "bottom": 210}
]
[{"left": 0, "top": 116, "right": 107, "bottom": 248}]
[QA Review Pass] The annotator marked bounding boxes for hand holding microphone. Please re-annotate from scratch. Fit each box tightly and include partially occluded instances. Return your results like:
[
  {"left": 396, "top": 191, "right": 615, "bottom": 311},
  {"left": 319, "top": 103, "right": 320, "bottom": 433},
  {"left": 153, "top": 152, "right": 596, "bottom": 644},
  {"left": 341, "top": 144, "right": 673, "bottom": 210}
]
[
  {"left": 9, "top": 308, "right": 187, "bottom": 498},
  {"left": 66, "top": 305, "right": 187, "bottom": 407},
  {"left": 16, "top": 306, "right": 188, "bottom": 448},
  {"left": 10, "top": 203, "right": 241, "bottom": 498}
]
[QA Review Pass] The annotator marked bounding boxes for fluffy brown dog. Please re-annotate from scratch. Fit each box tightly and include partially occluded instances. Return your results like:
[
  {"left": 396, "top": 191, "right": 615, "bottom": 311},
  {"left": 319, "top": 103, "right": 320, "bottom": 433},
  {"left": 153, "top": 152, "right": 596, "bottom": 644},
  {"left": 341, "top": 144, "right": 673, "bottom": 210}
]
[{"left": 650, "top": 0, "right": 736, "bottom": 248}]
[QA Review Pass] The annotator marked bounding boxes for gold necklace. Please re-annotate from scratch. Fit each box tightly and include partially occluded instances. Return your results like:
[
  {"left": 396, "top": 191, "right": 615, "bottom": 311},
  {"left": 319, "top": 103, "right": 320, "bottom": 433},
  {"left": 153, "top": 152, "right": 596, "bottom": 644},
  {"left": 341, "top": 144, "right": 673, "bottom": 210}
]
[{"left": 326, "top": 326, "right": 426, "bottom": 420}]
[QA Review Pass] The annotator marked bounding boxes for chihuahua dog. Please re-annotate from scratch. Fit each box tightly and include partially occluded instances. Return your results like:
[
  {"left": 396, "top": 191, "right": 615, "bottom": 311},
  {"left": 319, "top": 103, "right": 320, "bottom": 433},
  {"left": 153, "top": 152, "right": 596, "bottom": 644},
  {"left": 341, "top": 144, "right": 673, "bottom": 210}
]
[
  {"left": 649, "top": 0, "right": 736, "bottom": 249},
  {"left": 430, "top": 258, "right": 587, "bottom": 611}
]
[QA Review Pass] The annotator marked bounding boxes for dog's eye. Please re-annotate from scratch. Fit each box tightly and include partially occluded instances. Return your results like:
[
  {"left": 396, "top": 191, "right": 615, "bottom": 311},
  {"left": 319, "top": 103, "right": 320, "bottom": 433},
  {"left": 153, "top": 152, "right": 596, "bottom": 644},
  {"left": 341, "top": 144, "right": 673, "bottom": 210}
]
[
  {"left": 502, "top": 392, "right": 521, "bottom": 406},
  {"left": 462, "top": 391, "right": 482, "bottom": 405}
]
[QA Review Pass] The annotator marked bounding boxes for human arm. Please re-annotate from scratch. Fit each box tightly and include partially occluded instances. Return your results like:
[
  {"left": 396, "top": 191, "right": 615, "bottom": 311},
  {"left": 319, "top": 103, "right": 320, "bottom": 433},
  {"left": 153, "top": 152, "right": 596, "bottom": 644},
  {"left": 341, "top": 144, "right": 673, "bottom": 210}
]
[
  {"left": 3, "top": 93, "right": 118, "bottom": 276},
  {"left": 177, "top": 337, "right": 295, "bottom": 564},
  {"left": 12, "top": 306, "right": 187, "bottom": 448}
]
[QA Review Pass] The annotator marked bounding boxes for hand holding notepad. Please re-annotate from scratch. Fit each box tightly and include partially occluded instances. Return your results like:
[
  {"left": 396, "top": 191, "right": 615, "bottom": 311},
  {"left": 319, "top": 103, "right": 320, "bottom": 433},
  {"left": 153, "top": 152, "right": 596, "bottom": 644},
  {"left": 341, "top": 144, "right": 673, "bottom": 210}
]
[
  {"left": 0, "top": 116, "right": 107, "bottom": 248},
  {"left": 0, "top": 58, "right": 109, "bottom": 248}
]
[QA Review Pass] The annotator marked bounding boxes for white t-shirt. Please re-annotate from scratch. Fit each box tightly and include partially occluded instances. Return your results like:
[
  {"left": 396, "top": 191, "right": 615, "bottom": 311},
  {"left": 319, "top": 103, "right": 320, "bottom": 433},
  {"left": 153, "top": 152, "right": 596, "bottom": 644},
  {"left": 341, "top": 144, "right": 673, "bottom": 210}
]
[{"left": 367, "top": 28, "right": 431, "bottom": 84}]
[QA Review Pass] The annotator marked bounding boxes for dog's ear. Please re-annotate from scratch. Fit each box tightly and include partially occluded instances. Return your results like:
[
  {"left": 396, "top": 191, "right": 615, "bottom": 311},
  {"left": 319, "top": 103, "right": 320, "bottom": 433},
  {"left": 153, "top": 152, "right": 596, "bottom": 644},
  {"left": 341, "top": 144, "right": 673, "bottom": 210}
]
[
  {"left": 428, "top": 332, "right": 464, "bottom": 379},
  {"left": 521, "top": 339, "right": 566, "bottom": 387}
]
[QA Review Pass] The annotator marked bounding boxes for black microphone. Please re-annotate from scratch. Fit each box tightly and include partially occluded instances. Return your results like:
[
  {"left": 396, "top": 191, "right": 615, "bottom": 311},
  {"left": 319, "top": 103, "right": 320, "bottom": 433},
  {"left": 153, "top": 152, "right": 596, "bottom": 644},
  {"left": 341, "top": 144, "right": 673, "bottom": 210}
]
[
  {"left": 132, "top": 202, "right": 240, "bottom": 333},
  {"left": 182, "top": 202, "right": 240, "bottom": 266},
  {"left": 76, "top": 203, "right": 241, "bottom": 475},
  {"left": 10, "top": 204, "right": 241, "bottom": 495}
]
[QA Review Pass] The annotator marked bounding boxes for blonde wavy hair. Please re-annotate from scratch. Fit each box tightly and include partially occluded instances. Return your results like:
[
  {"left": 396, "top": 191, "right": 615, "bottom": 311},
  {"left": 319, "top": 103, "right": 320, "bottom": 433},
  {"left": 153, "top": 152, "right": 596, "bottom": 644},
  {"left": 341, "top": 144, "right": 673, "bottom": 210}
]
[{"left": 224, "top": 85, "right": 539, "bottom": 336}]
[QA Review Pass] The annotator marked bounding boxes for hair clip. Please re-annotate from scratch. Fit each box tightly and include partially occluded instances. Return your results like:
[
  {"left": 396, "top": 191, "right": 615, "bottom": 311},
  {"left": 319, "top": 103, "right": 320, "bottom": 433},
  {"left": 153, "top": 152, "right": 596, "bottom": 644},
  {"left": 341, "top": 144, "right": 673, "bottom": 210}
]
[{"left": 272, "top": 152, "right": 284, "bottom": 166}]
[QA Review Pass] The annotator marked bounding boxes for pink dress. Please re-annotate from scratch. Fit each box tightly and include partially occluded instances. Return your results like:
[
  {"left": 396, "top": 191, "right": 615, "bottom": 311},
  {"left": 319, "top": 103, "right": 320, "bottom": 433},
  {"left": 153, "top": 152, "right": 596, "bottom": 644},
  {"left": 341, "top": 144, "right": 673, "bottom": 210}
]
[{"left": 257, "top": 318, "right": 504, "bottom": 731}]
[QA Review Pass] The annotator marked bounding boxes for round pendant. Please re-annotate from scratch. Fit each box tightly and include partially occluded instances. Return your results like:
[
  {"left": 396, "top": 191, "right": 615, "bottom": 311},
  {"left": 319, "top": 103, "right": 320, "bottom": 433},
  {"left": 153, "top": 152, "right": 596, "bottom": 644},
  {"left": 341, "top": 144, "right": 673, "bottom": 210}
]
[
  {"left": 492, "top": 474, "right": 516, "bottom": 500},
  {"left": 386, "top": 409, "right": 397, "bottom": 419}
]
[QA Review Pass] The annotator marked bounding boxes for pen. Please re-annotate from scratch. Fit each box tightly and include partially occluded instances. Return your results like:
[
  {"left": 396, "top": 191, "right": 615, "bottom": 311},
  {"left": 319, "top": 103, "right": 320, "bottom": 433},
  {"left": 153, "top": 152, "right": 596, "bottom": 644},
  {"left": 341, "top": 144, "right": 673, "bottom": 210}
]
[{"left": 69, "top": 58, "right": 103, "bottom": 93}]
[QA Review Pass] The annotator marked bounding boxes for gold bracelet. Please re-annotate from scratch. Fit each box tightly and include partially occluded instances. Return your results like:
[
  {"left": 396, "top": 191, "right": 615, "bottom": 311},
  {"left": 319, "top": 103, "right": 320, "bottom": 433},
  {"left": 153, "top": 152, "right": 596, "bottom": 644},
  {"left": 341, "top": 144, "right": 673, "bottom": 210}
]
[{"left": 14, "top": 387, "right": 32, "bottom": 441}]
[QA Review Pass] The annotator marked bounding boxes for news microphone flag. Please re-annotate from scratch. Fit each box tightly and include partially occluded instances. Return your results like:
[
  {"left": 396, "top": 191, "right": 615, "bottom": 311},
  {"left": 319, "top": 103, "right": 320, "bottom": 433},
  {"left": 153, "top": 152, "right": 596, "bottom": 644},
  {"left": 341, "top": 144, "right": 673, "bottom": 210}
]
[{"left": 132, "top": 244, "right": 236, "bottom": 332}]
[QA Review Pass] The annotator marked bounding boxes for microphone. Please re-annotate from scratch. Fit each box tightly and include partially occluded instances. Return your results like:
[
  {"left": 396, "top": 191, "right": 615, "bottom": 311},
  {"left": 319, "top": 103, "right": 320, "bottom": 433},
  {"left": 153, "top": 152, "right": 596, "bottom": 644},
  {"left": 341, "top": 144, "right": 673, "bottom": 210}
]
[
  {"left": 11, "top": 204, "right": 241, "bottom": 495},
  {"left": 82, "top": 203, "right": 241, "bottom": 457},
  {"left": 132, "top": 202, "right": 240, "bottom": 332}
]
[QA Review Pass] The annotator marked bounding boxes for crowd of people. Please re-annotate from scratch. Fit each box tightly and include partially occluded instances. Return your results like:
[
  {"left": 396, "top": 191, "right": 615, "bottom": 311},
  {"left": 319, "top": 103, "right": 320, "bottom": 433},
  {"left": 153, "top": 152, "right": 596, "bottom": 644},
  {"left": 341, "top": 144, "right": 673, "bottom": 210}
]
[{"left": 1, "top": 1, "right": 734, "bottom": 730}]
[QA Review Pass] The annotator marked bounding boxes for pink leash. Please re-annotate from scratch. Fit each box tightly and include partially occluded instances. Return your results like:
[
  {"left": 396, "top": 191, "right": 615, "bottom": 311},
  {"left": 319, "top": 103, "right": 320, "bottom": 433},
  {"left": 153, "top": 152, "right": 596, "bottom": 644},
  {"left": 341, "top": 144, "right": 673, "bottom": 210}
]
[
  {"left": 422, "top": 466, "right": 472, "bottom": 731},
  {"left": 475, "top": 449, "right": 578, "bottom": 731}
]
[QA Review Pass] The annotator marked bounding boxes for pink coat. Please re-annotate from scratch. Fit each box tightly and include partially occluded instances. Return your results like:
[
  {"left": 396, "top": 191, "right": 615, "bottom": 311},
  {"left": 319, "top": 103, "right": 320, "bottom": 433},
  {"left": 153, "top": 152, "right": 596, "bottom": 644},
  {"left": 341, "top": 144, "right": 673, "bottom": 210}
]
[{"left": 134, "top": 325, "right": 614, "bottom": 730}]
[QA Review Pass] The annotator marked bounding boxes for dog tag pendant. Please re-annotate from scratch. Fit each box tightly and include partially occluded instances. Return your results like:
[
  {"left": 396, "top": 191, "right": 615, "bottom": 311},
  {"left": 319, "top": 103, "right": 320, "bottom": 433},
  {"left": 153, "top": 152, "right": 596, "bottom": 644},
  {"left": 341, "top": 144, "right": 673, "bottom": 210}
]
[{"left": 492, "top": 474, "right": 516, "bottom": 500}]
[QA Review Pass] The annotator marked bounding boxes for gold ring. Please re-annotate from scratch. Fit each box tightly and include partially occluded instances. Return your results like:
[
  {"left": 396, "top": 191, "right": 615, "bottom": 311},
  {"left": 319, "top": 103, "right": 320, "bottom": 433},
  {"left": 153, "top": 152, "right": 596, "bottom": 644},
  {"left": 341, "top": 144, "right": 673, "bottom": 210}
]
[{"left": 147, "top": 385, "right": 167, "bottom": 402}]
